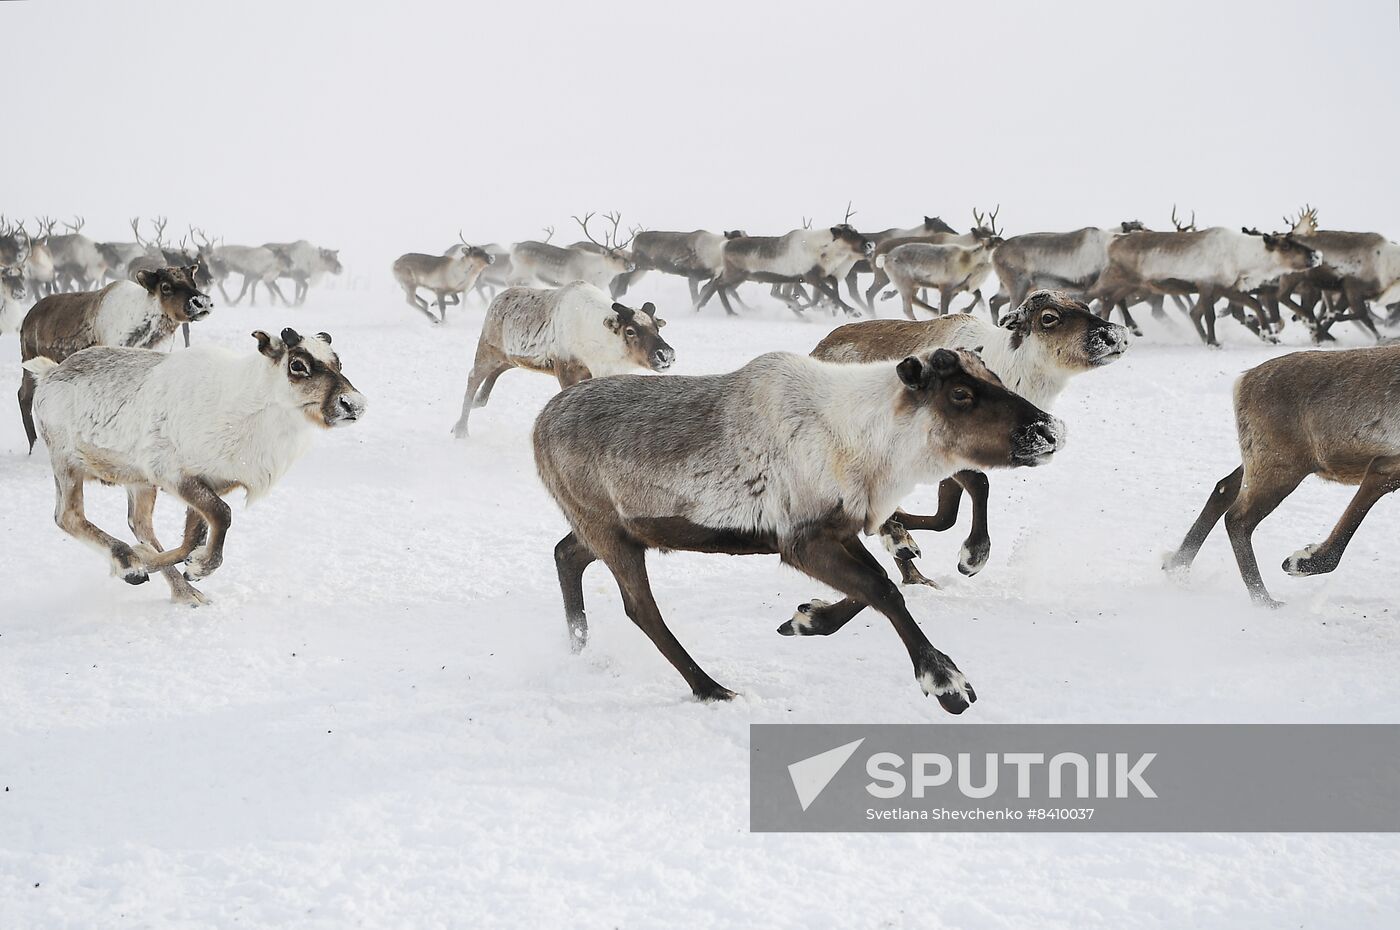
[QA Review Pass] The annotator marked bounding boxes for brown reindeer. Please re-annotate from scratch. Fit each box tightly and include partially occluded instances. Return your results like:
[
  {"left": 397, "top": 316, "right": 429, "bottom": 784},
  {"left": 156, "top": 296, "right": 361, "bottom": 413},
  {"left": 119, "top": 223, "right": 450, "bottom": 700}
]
[
  {"left": 533, "top": 347, "right": 1065, "bottom": 713},
  {"left": 1165, "top": 344, "right": 1400, "bottom": 607}
]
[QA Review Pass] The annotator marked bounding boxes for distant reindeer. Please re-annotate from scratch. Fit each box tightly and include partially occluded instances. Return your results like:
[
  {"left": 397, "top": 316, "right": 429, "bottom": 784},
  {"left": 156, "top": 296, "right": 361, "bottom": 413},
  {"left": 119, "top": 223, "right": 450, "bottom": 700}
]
[
  {"left": 452, "top": 282, "right": 673, "bottom": 438},
  {"left": 1089, "top": 224, "right": 1319, "bottom": 346},
  {"left": 211, "top": 244, "right": 289, "bottom": 306},
  {"left": 263, "top": 240, "right": 343, "bottom": 304},
  {"left": 844, "top": 215, "right": 957, "bottom": 312},
  {"left": 624, "top": 229, "right": 748, "bottom": 306},
  {"left": 22, "top": 218, "right": 57, "bottom": 298},
  {"left": 696, "top": 210, "right": 875, "bottom": 317},
  {"left": 392, "top": 232, "right": 496, "bottom": 323},
  {"left": 988, "top": 220, "right": 1148, "bottom": 321},
  {"left": 97, "top": 219, "right": 153, "bottom": 284},
  {"left": 47, "top": 216, "right": 107, "bottom": 292},
  {"left": 0, "top": 261, "right": 28, "bottom": 334},
  {"left": 878, "top": 208, "right": 1004, "bottom": 318},
  {"left": 509, "top": 213, "right": 636, "bottom": 292},
  {"left": 469, "top": 243, "right": 514, "bottom": 304},
  {"left": 1273, "top": 206, "right": 1400, "bottom": 342}
]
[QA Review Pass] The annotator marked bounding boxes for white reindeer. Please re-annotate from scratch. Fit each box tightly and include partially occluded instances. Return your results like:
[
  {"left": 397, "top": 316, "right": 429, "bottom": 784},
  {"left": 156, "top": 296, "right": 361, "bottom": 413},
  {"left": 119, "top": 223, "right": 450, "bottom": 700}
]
[{"left": 24, "top": 328, "right": 366, "bottom": 606}]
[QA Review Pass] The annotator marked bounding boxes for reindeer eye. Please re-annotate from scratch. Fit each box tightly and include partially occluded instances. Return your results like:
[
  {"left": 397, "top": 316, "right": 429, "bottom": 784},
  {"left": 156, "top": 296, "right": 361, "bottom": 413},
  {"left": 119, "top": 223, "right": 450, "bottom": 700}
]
[
  {"left": 624, "top": 327, "right": 637, "bottom": 338},
  {"left": 951, "top": 387, "right": 974, "bottom": 405},
  {"left": 1041, "top": 312, "right": 1059, "bottom": 327},
  {"left": 160, "top": 283, "right": 172, "bottom": 295},
  {"left": 289, "top": 358, "right": 310, "bottom": 377}
]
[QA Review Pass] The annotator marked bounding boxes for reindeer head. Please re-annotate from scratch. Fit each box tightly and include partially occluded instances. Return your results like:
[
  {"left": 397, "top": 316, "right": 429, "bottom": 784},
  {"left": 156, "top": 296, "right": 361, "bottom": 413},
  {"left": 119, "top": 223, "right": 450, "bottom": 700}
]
[
  {"left": 319, "top": 248, "right": 343, "bottom": 274},
  {"left": 252, "top": 328, "right": 365, "bottom": 428},
  {"left": 829, "top": 223, "right": 876, "bottom": 257},
  {"left": 1261, "top": 232, "right": 1321, "bottom": 271},
  {"left": 723, "top": 230, "right": 748, "bottom": 240},
  {"left": 999, "top": 290, "right": 1129, "bottom": 370},
  {"left": 923, "top": 215, "right": 957, "bottom": 234},
  {"left": 970, "top": 206, "right": 1004, "bottom": 248},
  {"left": 135, "top": 264, "right": 213, "bottom": 324},
  {"left": 1119, "top": 220, "right": 1147, "bottom": 233},
  {"left": 896, "top": 347, "right": 1065, "bottom": 470},
  {"left": 455, "top": 232, "right": 496, "bottom": 266},
  {"left": 1, "top": 264, "right": 26, "bottom": 303},
  {"left": 605, "top": 300, "right": 674, "bottom": 372},
  {"left": 574, "top": 212, "right": 637, "bottom": 272}
]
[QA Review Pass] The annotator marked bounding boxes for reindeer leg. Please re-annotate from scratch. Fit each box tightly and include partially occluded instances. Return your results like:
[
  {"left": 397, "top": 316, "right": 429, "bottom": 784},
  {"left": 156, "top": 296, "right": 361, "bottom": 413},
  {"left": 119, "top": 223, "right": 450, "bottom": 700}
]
[
  {"left": 404, "top": 286, "right": 437, "bottom": 322},
  {"left": 19, "top": 369, "right": 38, "bottom": 454},
  {"left": 1285, "top": 455, "right": 1400, "bottom": 578},
  {"left": 779, "top": 536, "right": 892, "bottom": 636},
  {"left": 52, "top": 466, "right": 149, "bottom": 585},
  {"left": 127, "top": 485, "right": 207, "bottom": 606},
  {"left": 1344, "top": 280, "right": 1381, "bottom": 341},
  {"left": 1224, "top": 465, "right": 1307, "bottom": 608},
  {"left": 1164, "top": 466, "right": 1243, "bottom": 576},
  {"left": 782, "top": 532, "right": 975, "bottom": 713},
  {"left": 452, "top": 344, "right": 511, "bottom": 438},
  {"left": 687, "top": 276, "right": 701, "bottom": 308},
  {"left": 595, "top": 532, "right": 735, "bottom": 701},
  {"left": 554, "top": 532, "right": 598, "bottom": 652}
]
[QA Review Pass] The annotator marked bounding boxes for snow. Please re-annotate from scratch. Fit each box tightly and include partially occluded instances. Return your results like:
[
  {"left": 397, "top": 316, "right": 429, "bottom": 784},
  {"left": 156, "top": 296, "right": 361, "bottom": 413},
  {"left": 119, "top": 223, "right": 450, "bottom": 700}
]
[{"left": 2, "top": 280, "right": 1398, "bottom": 928}]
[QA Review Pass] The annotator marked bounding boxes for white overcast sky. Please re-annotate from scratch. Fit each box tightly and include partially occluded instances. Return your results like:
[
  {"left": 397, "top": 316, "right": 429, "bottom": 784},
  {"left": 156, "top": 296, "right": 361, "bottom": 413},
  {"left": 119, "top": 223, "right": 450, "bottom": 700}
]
[{"left": 6, "top": 0, "right": 1397, "bottom": 267}]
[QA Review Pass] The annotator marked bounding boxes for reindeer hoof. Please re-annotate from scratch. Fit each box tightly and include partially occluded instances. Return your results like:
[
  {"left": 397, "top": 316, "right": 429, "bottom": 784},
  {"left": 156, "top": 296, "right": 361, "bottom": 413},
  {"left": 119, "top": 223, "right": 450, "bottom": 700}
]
[
  {"left": 778, "top": 599, "right": 829, "bottom": 636},
  {"left": 915, "top": 651, "right": 976, "bottom": 714},
  {"left": 694, "top": 683, "right": 738, "bottom": 702},
  {"left": 1283, "top": 544, "right": 1330, "bottom": 577},
  {"left": 174, "top": 587, "right": 212, "bottom": 607},
  {"left": 958, "top": 541, "right": 990, "bottom": 577},
  {"left": 881, "top": 523, "right": 920, "bottom": 561},
  {"left": 122, "top": 569, "right": 149, "bottom": 586}
]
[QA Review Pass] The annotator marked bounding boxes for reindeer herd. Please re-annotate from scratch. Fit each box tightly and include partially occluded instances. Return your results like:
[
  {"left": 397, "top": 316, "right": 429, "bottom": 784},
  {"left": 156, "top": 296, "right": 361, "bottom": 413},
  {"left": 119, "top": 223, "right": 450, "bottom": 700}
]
[
  {"left": 5, "top": 202, "right": 1400, "bottom": 717},
  {"left": 402, "top": 205, "right": 1400, "bottom": 348}
]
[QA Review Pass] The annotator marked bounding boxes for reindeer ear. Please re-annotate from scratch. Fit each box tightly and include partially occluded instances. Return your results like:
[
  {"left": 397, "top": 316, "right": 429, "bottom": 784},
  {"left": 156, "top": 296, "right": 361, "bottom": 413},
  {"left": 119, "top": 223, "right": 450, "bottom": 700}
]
[
  {"left": 654, "top": 318, "right": 666, "bottom": 329},
  {"left": 135, "top": 269, "right": 159, "bottom": 292},
  {"left": 315, "top": 332, "right": 332, "bottom": 344},
  {"left": 280, "top": 327, "right": 303, "bottom": 347},
  {"left": 896, "top": 356, "right": 927, "bottom": 390},
  {"left": 186, "top": 262, "right": 200, "bottom": 277},
  {"left": 252, "top": 330, "right": 281, "bottom": 358},
  {"left": 608, "top": 303, "right": 635, "bottom": 330},
  {"left": 927, "top": 348, "right": 961, "bottom": 379},
  {"left": 640, "top": 302, "right": 656, "bottom": 317}
]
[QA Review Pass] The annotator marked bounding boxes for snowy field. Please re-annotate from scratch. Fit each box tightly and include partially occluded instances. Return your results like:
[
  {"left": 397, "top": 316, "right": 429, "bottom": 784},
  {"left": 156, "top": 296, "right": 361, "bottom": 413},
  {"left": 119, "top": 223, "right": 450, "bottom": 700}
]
[{"left": 2, "top": 278, "right": 1398, "bottom": 928}]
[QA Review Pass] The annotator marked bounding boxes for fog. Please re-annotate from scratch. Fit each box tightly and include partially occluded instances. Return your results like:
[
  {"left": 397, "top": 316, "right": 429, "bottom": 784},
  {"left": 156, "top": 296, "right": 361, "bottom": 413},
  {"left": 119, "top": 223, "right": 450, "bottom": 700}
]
[{"left": 7, "top": 0, "right": 1397, "bottom": 275}]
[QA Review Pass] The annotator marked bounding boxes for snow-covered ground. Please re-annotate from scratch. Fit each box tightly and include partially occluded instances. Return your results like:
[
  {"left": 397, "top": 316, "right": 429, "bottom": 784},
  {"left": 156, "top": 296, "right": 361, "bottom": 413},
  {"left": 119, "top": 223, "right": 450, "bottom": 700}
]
[{"left": 2, "top": 278, "right": 1397, "bottom": 928}]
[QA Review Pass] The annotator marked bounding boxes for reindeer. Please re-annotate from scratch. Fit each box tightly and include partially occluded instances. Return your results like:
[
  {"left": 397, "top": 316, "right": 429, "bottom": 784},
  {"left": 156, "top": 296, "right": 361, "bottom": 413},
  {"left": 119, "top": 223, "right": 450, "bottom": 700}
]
[
  {"left": 533, "top": 347, "right": 1064, "bottom": 713},
  {"left": 469, "top": 243, "right": 514, "bottom": 304},
  {"left": 451, "top": 282, "right": 674, "bottom": 438},
  {"left": 18, "top": 266, "right": 212, "bottom": 452},
  {"left": 695, "top": 216, "right": 875, "bottom": 317},
  {"left": 96, "top": 218, "right": 154, "bottom": 284},
  {"left": 261, "top": 241, "right": 342, "bottom": 305},
  {"left": 22, "top": 218, "right": 58, "bottom": 298},
  {"left": 509, "top": 213, "right": 636, "bottom": 293},
  {"left": 1271, "top": 206, "right": 1400, "bottom": 342},
  {"left": 1088, "top": 224, "right": 1319, "bottom": 346},
  {"left": 1, "top": 260, "right": 28, "bottom": 334},
  {"left": 211, "top": 244, "right": 289, "bottom": 306},
  {"left": 1165, "top": 343, "right": 1400, "bottom": 607},
  {"left": 988, "top": 220, "right": 1149, "bottom": 321},
  {"left": 805, "top": 290, "right": 1127, "bottom": 597},
  {"left": 861, "top": 210, "right": 1006, "bottom": 312},
  {"left": 624, "top": 229, "right": 748, "bottom": 307},
  {"left": 392, "top": 233, "right": 496, "bottom": 323},
  {"left": 23, "top": 328, "right": 364, "bottom": 606},
  {"left": 878, "top": 208, "right": 1004, "bottom": 319},
  {"left": 844, "top": 215, "right": 957, "bottom": 313},
  {"left": 47, "top": 216, "right": 107, "bottom": 292}
]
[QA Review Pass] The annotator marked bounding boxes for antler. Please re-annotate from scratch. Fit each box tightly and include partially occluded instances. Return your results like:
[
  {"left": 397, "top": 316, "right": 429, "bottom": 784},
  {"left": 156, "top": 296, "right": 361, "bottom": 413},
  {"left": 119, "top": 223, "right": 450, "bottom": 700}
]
[
  {"left": 572, "top": 212, "right": 602, "bottom": 248},
  {"left": 64, "top": 215, "right": 85, "bottom": 234},
  {"left": 131, "top": 217, "right": 149, "bottom": 248},
  {"left": 150, "top": 216, "right": 168, "bottom": 247},
  {"left": 972, "top": 206, "right": 1002, "bottom": 237},
  {"left": 602, "top": 211, "right": 634, "bottom": 251},
  {"left": 37, "top": 215, "right": 56, "bottom": 237},
  {"left": 801, "top": 216, "right": 813, "bottom": 229},
  {"left": 842, "top": 200, "right": 857, "bottom": 225},
  {"left": 190, "top": 225, "right": 213, "bottom": 250},
  {"left": 1170, "top": 205, "right": 1196, "bottom": 232},
  {"left": 541, "top": 225, "right": 554, "bottom": 243}
]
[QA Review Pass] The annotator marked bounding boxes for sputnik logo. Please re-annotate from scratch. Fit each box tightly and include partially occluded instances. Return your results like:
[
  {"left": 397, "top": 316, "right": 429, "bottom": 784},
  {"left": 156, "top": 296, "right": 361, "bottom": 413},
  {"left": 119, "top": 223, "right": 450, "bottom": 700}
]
[{"left": 788, "top": 738, "right": 865, "bottom": 811}]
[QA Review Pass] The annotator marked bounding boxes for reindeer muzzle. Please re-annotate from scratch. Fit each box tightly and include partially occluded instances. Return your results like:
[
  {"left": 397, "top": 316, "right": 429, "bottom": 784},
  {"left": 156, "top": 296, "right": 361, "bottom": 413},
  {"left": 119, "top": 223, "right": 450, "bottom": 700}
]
[
  {"left": 186, "top": 294, "right": 214, "bottom": 320},
  {"left": 650, "top": 347, "right": 675, "bottom": 372},
  {"left": 329, "top": 390, "right": 367, "bottom": 426},
  {"left": 1087, "top": 324, "right": 1130, "bottom": 365},
  {"left": 1010, "top": 417, "right": 1065, "bottom": 467}
]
